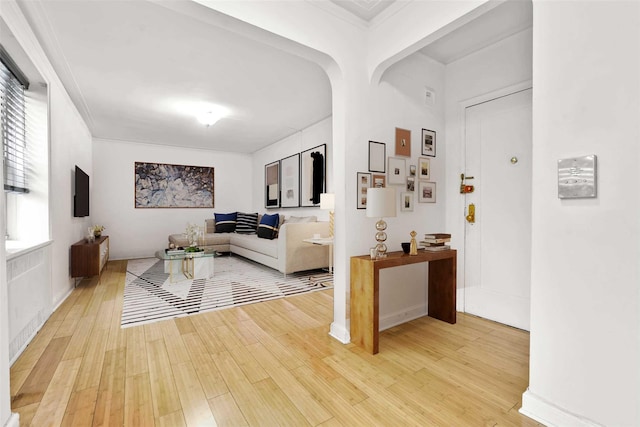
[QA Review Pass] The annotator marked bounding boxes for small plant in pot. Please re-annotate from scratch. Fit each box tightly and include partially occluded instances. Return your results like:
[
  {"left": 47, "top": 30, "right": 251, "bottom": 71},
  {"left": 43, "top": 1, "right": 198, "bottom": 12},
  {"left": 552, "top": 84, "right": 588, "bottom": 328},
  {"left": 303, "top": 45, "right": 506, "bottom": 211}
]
[{"left": 92, "top": 225, "right": 105, "bottom": 238}]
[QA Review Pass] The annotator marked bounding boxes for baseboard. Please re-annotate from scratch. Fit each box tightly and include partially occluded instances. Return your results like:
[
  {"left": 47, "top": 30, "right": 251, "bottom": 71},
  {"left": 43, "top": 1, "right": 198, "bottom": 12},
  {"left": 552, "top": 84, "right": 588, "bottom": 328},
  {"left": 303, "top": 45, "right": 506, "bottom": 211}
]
[
  {"left": 520, "top": 389, "right": 602, "bottom": 426},
  {"left": 329, "top": 322, "right": 350, "bottom": 344},
  {"left": 3, "top": 412, "right": 19, "bottom": 427},
  {"left": 379, "top": 304, "right": 427, "bottom": 331}
]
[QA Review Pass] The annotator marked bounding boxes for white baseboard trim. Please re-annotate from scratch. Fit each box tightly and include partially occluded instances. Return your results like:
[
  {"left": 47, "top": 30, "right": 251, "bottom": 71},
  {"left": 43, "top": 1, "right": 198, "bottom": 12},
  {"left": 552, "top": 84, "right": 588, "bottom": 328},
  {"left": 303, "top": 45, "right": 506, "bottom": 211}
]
[
  {"left": 379, "top": 305, "right": 427, "bottom": 331},
  {"left": 521, "top": 389, "right": 602, "bottom": 427},
  {"left": 329, "top": 322, "right": 350, "bottom": 344},
  {"left": 3, "top": 412, "right": 19, "bottom": 427}
]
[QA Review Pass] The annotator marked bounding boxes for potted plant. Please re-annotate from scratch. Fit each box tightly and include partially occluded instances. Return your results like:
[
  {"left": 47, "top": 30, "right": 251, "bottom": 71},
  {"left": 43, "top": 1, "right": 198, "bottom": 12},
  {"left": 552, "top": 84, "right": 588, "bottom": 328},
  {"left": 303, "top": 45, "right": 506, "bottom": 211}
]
[{"left": 93, "top": 225, "right": 105, "bottom": 238}]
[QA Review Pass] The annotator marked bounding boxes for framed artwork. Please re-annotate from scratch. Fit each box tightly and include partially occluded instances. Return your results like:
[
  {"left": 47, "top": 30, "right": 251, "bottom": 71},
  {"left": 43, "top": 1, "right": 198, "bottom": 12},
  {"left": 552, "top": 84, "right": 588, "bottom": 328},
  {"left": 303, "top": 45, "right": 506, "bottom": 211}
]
[
  {"left": 422, "top": 128, "right": 436, "bottom": 157},
  {"left": 134, "top": 162, "right": 214, "bottom": 208},
  {"left": 265, "top": 161, "right": 280, "bottom": 208},
  {"left": 280, "top": 153, "right": 300, "bottom": 208},
  {"left": 406, "top": 176, "right": 415, "bottom": 192},
  {"left": 368, "top": 141, "right": 386, "bottom": 173},
  {"left": 409, "top": 164, "right": 416, "bottom": 177},
  {"left": 418, "top": 157, "right": 431, "bottom": 180},
  {"left": 418, "top": 181, "right": 436, "bottom": 203},
  {"left": 388, "top": 157, "right": 406, "bottom": 185},
  {"left": 400, "top": 192, "right": 414, "bottom": 212},
  {"left": 395, "top": 127, "right": 411, "bottom": 157},
  {"left": 300, "top": 144, "right": 326, "bottom": 207},
  {"left": 357, "top": 172, "right": 371, "bottom": 209},
  {"left": 372, "top": 173, "right": 386, "bottom": 188}
]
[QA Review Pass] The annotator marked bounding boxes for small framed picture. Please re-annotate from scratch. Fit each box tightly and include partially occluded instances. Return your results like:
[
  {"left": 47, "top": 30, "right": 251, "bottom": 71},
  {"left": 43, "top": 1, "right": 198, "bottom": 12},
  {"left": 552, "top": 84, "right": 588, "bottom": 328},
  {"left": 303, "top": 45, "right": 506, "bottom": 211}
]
[
  {"left": 395, "top": 127, "right": 411, "bottom": 157},
  {"left": 422, "top": 128, "right": 436, "bottom": 157},
  {"left": 357, "top": 172, "right": 371, "bottom": 209},
  {"left": 400, "top": 192, "right": 414, "bottom": 212},
  {"left": 418, "top": 157, "right": 430, "bottom": 180},
  {"left": 418, "top": 181, "right": 436, "bottom": 203},
  {"left": 406, "top": 176, "right": 415, "bottom": 192},
  {"left": 388, "top": 157, "right": 406, "bottom": 185},
  {"left": 409, "top": 164, "right": 416, "bottom": 177},
  {"left": 368, "top": 141, "right": 386, "bottom": 173},
  {"left": 372, "top": 174, "right": 386, "bottom": 188}
]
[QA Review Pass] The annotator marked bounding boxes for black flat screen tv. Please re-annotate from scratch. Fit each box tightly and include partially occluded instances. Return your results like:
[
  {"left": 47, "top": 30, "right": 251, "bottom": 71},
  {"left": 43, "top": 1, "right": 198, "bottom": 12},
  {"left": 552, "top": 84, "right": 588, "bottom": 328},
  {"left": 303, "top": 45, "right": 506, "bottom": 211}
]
[{"left": 74, "top": 165, "right": 89, "bottom": 217}]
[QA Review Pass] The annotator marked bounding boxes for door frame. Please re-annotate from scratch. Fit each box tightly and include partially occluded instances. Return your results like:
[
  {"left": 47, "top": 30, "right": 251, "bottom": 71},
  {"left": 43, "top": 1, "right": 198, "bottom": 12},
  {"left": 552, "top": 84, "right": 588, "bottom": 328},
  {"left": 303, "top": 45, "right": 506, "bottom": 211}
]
[{"left": 449, "top": 80, "right": 532, "bottom": 312}]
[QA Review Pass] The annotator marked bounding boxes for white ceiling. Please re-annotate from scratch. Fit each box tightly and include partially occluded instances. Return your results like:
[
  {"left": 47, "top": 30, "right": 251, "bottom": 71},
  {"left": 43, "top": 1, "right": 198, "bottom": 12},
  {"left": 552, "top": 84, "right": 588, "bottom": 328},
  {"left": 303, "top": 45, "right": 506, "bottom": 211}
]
[
  {"left": 17, "top": 0, "right": 332, "bottom": 153},
  {"left": 12, "top": 0, "right": 532, "bottom": 154}
]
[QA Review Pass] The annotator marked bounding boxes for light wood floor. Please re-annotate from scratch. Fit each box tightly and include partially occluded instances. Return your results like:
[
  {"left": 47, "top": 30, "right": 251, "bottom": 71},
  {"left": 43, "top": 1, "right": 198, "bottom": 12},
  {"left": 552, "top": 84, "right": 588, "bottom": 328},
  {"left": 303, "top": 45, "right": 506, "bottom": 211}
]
[{"left": 10, "top": 260, "right": 540, "bottom": 426}]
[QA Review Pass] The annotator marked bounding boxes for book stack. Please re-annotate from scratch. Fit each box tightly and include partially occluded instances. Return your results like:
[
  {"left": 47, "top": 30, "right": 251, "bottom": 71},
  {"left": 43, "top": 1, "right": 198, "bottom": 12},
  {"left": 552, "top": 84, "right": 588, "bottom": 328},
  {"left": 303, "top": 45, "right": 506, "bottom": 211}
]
[{"left": 420, "top": 233, "right": 451, "bottom": 251}]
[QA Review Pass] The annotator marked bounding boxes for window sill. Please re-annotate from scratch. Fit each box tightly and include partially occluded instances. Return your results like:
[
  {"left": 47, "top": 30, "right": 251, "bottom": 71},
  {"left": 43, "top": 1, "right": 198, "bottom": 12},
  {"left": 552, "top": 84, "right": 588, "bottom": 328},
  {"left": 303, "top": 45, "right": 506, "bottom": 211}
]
[{"left": 5, "top": 240, "right": 52, "bottom": 260}]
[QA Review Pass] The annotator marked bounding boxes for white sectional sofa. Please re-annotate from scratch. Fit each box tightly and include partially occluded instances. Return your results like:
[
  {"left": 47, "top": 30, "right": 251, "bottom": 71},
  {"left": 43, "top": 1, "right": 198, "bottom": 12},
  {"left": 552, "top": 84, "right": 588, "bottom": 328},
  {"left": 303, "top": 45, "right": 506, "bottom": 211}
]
[{"left": 168, "top": 215, "right": 330, "bottom": 275}]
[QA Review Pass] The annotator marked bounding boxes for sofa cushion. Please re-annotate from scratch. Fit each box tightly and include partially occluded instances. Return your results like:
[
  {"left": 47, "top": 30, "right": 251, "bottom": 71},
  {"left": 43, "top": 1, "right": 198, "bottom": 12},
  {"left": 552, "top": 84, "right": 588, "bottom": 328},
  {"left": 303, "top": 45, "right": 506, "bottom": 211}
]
[
  {"left": 286, "top": 215, "right": 317, "bottom": 223},
  {"left": 215, "top": 212, "right": 237, "bottom": 233},
  {"left": 230, "top": 234, "right": 278, "bottom": 258},
  {"left": 257, "top": 213, "right": 279, "bottom": 239},
  {"left": 236, "top": 212, "right": 258, "bottom": 234}
]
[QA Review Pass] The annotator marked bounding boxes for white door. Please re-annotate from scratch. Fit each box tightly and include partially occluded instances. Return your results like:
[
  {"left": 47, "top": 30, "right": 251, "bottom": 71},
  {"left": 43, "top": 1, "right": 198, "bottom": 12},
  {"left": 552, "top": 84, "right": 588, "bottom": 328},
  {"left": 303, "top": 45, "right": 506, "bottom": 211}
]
[{"left": 464, "top": 88, "right": 532, "bottom": 331}]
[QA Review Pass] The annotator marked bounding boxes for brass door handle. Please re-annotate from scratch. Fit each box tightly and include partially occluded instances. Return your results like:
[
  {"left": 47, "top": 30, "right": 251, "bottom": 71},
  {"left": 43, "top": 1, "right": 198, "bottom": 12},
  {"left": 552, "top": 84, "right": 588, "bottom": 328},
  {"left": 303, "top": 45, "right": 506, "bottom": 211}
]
[{"left": 466, "top": 203, "right": 475, "bottom": 223}]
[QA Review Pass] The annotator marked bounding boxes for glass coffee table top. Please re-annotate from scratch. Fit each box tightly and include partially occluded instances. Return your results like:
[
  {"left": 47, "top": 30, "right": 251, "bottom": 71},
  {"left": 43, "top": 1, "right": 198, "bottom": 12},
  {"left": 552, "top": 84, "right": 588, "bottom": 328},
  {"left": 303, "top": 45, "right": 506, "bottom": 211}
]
[{"left": 155, "top": 248, "right": 219, "bottom": 260}]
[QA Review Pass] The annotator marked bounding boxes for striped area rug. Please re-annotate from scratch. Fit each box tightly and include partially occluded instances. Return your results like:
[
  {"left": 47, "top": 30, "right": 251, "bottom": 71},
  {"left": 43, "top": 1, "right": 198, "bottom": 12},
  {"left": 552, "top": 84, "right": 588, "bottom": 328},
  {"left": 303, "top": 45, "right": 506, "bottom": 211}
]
[{"left": 121, "top": 254, "right": 332, "bottom": 328}]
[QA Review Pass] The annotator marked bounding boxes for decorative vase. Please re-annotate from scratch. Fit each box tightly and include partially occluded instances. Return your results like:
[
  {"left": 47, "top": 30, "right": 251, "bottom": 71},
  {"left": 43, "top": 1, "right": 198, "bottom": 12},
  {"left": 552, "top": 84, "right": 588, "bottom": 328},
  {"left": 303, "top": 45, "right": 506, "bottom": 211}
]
[{"left": 94, "top": 231, "right": 101, "bottom": 238}]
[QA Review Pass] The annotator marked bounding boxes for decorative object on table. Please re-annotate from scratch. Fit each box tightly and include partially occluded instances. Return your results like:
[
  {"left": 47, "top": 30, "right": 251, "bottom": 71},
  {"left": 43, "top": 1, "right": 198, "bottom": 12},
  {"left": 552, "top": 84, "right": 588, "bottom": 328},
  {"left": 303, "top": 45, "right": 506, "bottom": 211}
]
[
  {"left": 401, "top": 242, "right": 410, "bottom": 254},
  {"left": 357, "top": 172, "right": 371, "bottom": 209},
  {"left": 92, "top": 225, "right": 105, "bottom": 238},
  {"left": 395, "top": 127, "right": 411, "bottom": 157},
  {"left": 184, "top": 223, "right": 202, "bottom": 247},
  {"left": 387, "top": 157, "right": 406, "bottom": 185},
  {"left": 320, "top": 193, "right": 335, "bottom": 237},
  {"left": 400, "top": 192, "right": 413, "bottom": 212},
  {"left": 418, "top": 181, "right": 436, "bottom": 203},
  {"left": 409, "top": 230, "right": 418, "bottom": 255},
  {"left": 366, "top": 187, "right": 396, "bottom": 258},
  {"left": 87, "top": 227, "right": 95, "bottom": 243},
  {"left": 300, "top": 144, "right": 326, "bottom": 207},
  {"left": 368, "top": 140, "right": 386, "bottom": 173},
  {"left": 422, "top": 128, "right": 436, "bottom": 157},
  {"left": 372, "top": 174, "right": 386, "bottom": 188},
  {"left": 134, "top": 162, "right": 214, "bottom": 208},
  {"left": 280, "top": 153, "right": 300, "bottom": 207},
  {"left": 420, "top": 233, "right": 451, "bottom": 251},
  {"left": 265, "top": 160, "right": 280, "bottom": 208},
  {"left": 418, "top": 157, "right": 430, "bottom": 180}
]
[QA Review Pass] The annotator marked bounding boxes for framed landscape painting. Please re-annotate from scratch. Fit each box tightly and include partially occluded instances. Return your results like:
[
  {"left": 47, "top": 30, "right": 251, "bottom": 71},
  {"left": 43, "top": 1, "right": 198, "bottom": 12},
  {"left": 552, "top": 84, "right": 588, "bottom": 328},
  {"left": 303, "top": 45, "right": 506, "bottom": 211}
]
[{"left": 134, "top": 162, "right": 214, "bottom": 208}]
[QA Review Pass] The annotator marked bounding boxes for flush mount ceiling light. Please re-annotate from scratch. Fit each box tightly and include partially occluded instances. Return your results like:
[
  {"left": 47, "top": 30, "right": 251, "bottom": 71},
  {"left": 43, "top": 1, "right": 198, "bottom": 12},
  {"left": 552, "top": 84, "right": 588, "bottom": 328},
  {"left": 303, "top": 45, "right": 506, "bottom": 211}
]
[{"left": 197, "top": 107, "right": 227, "bottom": 127}]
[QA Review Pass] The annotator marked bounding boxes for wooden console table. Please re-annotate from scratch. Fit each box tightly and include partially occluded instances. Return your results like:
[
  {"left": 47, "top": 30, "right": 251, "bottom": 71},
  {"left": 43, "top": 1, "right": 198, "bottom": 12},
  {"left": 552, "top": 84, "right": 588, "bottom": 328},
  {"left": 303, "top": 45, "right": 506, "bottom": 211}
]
[
  {"left": 350, "top": 249, "right": 457, "bottom": 354},
  {"left": 71, "top": 235, "right": 109, "bottom": 278}
]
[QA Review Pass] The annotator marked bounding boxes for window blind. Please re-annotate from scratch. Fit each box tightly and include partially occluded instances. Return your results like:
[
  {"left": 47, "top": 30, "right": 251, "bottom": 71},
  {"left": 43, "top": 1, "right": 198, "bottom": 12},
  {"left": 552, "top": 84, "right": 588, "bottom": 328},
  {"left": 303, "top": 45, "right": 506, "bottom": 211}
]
[{"left": 1, "top": 57, "right": 29, "bottom": 193}]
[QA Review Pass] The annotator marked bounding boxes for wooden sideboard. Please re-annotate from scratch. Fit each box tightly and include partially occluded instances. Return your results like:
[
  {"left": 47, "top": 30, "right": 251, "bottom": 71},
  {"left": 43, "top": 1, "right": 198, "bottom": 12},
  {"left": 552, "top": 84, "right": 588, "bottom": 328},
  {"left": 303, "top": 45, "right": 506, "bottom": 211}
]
[
  {"left": 71, "top": 235, "right": 109, "bottom": 278},
  {"left": 350, "top": 249, "right": 457, "bottom": 354}
]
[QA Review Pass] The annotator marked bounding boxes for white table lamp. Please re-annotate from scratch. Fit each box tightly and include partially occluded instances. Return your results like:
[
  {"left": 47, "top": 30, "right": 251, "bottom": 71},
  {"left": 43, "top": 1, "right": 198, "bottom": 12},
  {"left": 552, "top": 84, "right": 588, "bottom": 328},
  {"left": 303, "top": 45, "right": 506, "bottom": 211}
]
[
  {"left": 366, "top": 187, "right": 396, "bottom": 258},
  {"left": 320, "top": 193, "right": 335, "bottom": 237}
]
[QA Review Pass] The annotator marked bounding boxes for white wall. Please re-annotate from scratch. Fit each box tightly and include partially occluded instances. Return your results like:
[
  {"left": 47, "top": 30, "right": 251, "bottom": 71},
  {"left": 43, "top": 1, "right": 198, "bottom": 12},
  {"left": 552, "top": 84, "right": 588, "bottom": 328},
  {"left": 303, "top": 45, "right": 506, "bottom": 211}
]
[
  {"left": 251, "top": 117, "right": 332, "bottom": 220},
  {"left": 444, "top": 28, "right": 533, "bottom": 309},
  {"left": 521, "top": 2, "right": 639, "bottom": 426},
  {"left": 1, "top": 1, "right": 94, "bottom": 425},
  {"left": 92, "top": 139, "right": 253, "bottom": 260}
]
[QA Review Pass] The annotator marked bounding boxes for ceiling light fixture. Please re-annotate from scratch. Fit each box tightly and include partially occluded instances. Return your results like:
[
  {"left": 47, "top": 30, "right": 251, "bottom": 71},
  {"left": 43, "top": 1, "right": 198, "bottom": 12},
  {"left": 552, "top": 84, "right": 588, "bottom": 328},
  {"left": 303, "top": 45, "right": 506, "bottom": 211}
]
[{"left": 197, "top": 110, "right": 223, "bottom": 127}]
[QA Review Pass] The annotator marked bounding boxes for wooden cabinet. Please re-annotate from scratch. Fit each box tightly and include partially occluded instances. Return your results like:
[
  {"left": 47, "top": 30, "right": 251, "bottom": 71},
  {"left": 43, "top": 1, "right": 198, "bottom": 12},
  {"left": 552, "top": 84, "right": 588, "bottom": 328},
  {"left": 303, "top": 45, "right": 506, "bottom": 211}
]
[{"left": 71, "top": 235, "right": 109, "bottom": 277}]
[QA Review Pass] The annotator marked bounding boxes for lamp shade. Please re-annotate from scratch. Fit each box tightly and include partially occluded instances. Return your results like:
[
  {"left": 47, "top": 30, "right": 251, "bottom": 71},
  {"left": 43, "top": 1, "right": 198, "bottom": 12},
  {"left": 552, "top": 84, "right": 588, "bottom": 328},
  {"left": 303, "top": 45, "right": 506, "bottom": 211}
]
[
  {"left": 320, "top": 193, "right": 335, "bottom": 210},
  {"left": 366, "top": 187, "right": 396, "bottom": 218}
]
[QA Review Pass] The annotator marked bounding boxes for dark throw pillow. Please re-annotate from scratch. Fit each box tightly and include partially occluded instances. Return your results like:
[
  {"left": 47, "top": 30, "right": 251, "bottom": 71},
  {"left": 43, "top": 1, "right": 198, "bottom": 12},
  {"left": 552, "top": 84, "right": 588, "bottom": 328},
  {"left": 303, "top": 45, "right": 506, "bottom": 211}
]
[
  {"left": 214, "top": 212, "right": 237, "bottom": 233},
  {"left": 257, "top": 213, "right": 279, "bottom": 239},
  {"left": 236, "top": 212, "right": 259, "bottom": 234}
]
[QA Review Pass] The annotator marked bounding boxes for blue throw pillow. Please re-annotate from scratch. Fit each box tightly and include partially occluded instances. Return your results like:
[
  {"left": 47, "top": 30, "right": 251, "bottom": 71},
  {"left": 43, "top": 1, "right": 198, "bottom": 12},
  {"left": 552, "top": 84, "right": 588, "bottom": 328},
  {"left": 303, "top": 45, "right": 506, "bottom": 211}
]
[
  {"left": 214, "top": 212, "right": 237, "bottom": 233},
  {"left": 236, "top": 212, "right": 258, "bottom": 234},
  {"left": 257, "top": 213, "right": 279, "bottom": 239}
]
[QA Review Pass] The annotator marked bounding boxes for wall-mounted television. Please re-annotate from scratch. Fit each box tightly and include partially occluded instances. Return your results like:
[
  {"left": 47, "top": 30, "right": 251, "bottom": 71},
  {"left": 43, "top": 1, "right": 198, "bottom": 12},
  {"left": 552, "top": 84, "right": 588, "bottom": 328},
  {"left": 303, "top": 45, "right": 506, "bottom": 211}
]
[{"left": 74, "top": 165, "right": 89, "bottom": 217}]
